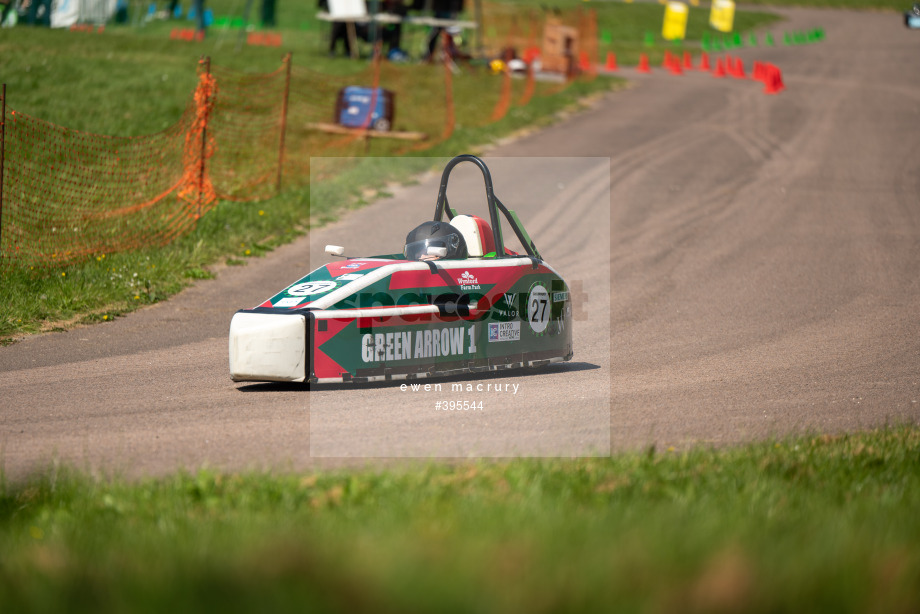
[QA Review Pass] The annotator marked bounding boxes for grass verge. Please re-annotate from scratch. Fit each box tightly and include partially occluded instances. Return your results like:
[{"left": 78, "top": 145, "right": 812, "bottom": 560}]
[
  {"left": 0, "top": 3, "right": 783, "bottom": 343},
  {"left": 2, "top": 426, "right": 919, "bottom": 613},
  {"left": 0, "top": 74, "right": 611, "bottom": 343}
]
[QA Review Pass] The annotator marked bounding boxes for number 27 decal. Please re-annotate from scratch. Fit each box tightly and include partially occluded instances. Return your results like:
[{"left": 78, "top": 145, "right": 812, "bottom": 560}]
[{"left": 527, "top": 284, "right": 550, "bottom": 333}]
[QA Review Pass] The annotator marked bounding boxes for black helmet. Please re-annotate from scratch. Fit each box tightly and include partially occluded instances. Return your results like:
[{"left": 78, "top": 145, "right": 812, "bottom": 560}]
[{"left": 404, "top": 221, "right": 467, "bottom": 260}]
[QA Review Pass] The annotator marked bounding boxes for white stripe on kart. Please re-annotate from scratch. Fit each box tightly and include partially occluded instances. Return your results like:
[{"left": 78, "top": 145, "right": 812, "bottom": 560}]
[{"left": 308, "top": 257, "right": 555, "bottom": 311}]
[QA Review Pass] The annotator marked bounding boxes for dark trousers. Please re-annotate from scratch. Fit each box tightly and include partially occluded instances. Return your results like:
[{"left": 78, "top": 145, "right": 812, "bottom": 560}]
[
  {"left": 261, "top": 0, "right": 276, "bottom": 27},
  {"left": 27, "top": 0, "right": 53, "bottom": 26},
  {"left": 0, "top": 1, "right": 13, "bottom": 24}
]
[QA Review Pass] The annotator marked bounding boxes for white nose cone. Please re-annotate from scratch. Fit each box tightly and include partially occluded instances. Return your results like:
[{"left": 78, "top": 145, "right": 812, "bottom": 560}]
[{"left": 229, "top": 312, "right": 307, "bottom": 382}]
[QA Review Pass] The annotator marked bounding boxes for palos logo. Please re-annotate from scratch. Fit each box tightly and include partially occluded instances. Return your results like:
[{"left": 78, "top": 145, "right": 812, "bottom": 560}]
[{"left": 458, "top": 271, "right": 480, "bottom": 290}]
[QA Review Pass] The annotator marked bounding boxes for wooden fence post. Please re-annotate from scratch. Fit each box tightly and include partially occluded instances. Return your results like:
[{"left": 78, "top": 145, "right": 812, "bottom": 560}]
[
  {"left": 0, "top": 84, "right": 6, "bottom": 269},
  {"left": 198, "top": 57, "right": 211, "bottom": 221},
  {"left": 276, "top": 52, "right": 292, "bottom": 195}
]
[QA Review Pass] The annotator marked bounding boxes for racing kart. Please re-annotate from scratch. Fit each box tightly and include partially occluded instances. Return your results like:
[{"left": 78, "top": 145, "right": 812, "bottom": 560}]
[{"left": 229, "top": 154, "right": 573, "bottom": 384}]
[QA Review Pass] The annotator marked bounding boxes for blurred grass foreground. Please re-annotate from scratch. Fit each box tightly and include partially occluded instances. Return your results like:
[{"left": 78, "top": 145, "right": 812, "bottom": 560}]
[{"left": 1, "top": 426, "right": 919, "bottom": 613}]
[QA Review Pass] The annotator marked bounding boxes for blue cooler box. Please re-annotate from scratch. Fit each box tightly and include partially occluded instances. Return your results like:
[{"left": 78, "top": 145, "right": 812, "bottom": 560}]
[{"left": 335, "top": 87, "right": 395, "bottom": 131}]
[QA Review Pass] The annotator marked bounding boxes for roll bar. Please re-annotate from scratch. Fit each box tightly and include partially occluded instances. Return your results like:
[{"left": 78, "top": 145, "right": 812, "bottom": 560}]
[{"left": 432, "top": 154, "right": 541, "bottom": 260}]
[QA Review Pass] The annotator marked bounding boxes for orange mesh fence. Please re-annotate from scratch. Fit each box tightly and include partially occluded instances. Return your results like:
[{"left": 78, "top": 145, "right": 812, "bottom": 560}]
[
  {"left": 283, "top": 49, "right": 456, "bottom": 170},
  {"left": 480, "top": 2, "right": 547, "bottom": 59},
  {"left": 490, "top": 59, "right": 513, "bottom": 122},
  {"left": 0, "top": 57, "right": 289, "bottom": 271},
  {"left": 517, "top": 12, "right": 539, "bottom": 107},
  {"left": 322, "top": 44, "right": 384, "bottom": 152},
  {"left": 0, "top": 36, "right": 581, "bottom": 272},
  {"left": 477, "top": 2, "right": 582, "bottom": 97},
  {"left": 393, "top": 33, "right": 459, "bottom": 155},
  {"left": 489, "top": 18, "right": 516, "bottom": 122},
  {"left": 179, "top": 60, "right": 218, "bottom": 214},
  {"left": 0, "top": 93, "right": 196, "bottom": 270},
  {"left": 397, "top": 34, "right": 457, "bottom": 155},
  {"left": 282, "top": 61, "right": 377, "bottom": 179},
  {"left": 208, "top": 56, "right": 290, "bottom": 201}
]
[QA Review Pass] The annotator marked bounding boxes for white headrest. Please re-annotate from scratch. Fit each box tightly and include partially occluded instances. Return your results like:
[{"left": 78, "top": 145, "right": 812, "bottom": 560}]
[{"left": 449, "top": 215, "right": 485, "bottom": 257}]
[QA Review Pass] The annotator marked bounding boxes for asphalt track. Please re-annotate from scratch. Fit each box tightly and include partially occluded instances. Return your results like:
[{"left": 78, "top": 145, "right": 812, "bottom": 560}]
[{"left": 1, "top": 8, "right": 919, "bottom": 479}]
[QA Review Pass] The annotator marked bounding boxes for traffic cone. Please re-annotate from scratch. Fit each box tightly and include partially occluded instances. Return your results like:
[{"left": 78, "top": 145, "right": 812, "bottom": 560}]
[
  {"left": 699, "top": 51, "right": 711, "bottom": 72},
  {"left": 667, "top": 50, "right": 683, "bottom": 74},
  {"left": 763, "top": 63, "right": 784, "bottom": 94},
  {"left": 713, "top": 57, "right": 726, "bottom": 77},
  {"left": 733, "top": 57, "right": 746, "bottom": 78},
  {"left": 683, "top": 51, "right": 693, "bottom": 70},
  {"left": 662, "top": 49, "right": 673, "bottom": 69},
  {"left": 605, "top": 51, "right": 618, "bottom": 71},
  {"left": 637, "top": 53, "right": 651, "bottom": 73}
]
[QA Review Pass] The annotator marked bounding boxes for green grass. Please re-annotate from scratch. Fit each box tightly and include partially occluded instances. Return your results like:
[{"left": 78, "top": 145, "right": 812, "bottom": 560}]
[
  {"left": 0, "top": 2, "right": 782, "bottom": 342},
  {"left": 0, "top": 72, "right": 611, "bottom": 341},
  {"left": 1, "top": 7, "right": 911, "bottom": 611},
  {"left": 488, "top": 1, "right": 784, "bottom": 67},
  {"left": 1, "top": 426, "right": 919, "bottom": 613}
]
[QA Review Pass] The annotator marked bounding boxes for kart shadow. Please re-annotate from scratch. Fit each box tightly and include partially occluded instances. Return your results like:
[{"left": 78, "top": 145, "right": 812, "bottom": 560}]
[{"left": 235, "top": 361, "right": 600, "bottom": 393}]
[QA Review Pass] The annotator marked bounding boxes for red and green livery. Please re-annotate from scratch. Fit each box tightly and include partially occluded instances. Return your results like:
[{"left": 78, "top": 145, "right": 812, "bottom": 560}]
[{"left": 229, "top": 155, "right": 573, "bottom": 384}]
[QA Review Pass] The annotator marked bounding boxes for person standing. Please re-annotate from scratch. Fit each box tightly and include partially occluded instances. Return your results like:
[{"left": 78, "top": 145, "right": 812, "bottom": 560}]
[
  {"left": 261, "top": 0, "right": 276, "bottom": 27},
  {"left": 193, "top": 0, "right": 206, "bottom": 34},
  {"left": 27, "top": 0, "right": 53, "bottom": 26},
  {"left": 0, "top": 0, "right": 15, "bottom": 26}
]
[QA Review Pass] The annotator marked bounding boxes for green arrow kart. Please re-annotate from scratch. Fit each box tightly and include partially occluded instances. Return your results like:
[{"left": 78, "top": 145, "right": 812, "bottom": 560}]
[{"left": 229, "top": 155, "right": 574, "bottom": 384}]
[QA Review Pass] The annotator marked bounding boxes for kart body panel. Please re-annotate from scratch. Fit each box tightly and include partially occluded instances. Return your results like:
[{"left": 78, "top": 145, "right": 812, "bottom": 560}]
[{"left": 229, "top": 155, "right": 574, "bottom": 384}]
